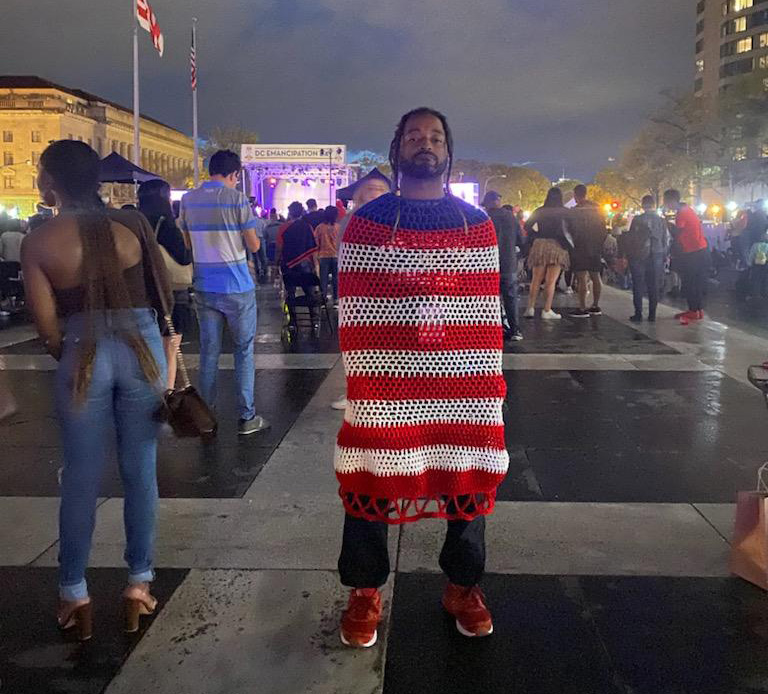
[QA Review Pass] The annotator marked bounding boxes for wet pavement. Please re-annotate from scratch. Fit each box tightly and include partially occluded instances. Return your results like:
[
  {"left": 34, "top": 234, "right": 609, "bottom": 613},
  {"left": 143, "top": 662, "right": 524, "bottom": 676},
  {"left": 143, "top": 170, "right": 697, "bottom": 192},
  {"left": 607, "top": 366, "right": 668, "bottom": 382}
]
[{"left": 2, "top": 285, "right": 768, "bottom": 693}]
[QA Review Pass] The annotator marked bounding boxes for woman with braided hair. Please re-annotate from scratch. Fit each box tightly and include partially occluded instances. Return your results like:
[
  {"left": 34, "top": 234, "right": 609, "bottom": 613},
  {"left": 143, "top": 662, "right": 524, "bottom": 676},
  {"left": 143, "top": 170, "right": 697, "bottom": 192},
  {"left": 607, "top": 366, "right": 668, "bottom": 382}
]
[
  {"left": 335, "top": 108, "right": 509, "bottom": 647},
  {"left": 21, "top": 140, "right": 172, "bottom": 640}
]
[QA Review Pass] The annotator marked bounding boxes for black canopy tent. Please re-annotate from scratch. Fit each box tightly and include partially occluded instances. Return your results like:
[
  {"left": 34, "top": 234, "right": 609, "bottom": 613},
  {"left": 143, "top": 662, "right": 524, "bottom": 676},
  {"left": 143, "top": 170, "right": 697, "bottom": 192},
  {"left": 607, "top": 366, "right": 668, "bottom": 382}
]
[{"left": 99, "top": 152, "right": 161, "bottom": 184}]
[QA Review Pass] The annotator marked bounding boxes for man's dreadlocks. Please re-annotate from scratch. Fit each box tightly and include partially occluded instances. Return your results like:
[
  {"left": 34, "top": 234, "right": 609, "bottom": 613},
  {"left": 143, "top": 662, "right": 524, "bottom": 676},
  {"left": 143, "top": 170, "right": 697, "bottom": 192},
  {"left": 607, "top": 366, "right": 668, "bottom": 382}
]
[{"left": 388, "top": 107, "right": 454, "bottom": 195}]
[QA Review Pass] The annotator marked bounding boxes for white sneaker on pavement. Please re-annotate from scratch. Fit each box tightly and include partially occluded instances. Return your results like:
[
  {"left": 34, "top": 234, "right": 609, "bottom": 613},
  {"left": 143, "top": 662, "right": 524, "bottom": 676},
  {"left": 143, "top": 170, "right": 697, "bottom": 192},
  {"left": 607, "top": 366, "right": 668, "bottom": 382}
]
[
  {"left": 331, "top": 396, "right": 348, "bottom": 410},
  {"left": 541, "top": 310, "right": 562, "bottom": 320},
  {"left": 523, "top": 307, "right": 535, "bottom": 318}
]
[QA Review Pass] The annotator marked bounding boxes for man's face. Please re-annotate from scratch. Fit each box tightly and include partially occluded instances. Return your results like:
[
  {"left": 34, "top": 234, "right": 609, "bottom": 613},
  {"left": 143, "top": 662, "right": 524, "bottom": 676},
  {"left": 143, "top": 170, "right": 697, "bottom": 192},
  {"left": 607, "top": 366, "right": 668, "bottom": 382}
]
[
  {"left": 356, "top": 179, "right": 390, "bottom": 206},
  {"left": 398, "top": 113, "right": 449, "bottom": 180}
]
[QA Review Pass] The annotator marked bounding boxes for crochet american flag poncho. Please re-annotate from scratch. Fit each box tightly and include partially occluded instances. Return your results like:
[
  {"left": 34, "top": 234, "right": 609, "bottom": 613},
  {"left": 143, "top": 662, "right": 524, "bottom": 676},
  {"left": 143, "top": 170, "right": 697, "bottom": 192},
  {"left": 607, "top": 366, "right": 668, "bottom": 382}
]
[{"left": 335, "top": 193, "right": 509, "bottom": 524}]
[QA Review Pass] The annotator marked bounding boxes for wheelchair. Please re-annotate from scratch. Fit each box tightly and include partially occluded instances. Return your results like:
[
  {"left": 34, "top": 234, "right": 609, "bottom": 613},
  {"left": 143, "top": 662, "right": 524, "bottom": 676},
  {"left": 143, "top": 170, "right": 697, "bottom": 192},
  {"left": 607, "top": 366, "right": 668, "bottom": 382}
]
[{"left": 280, "top": 270, "right": 334, "bottom": 350}]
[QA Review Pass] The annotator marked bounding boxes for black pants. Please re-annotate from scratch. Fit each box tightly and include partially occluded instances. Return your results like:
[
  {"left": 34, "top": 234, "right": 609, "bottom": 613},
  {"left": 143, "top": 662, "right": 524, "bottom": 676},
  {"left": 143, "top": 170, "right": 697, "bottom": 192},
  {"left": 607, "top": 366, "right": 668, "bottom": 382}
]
[
  {"left": 678, "top": 249, "right": 708, "bottom": 312},
  {"left": 750, "top": 265, "right": 768, "bottom": 297},
  {"left": 629, "top": 253, "right": 664, "bottom": 319},
  {"left": 283, "top": 267, "right": 321, "bottom": 325},
  {"left": 500, "top": 273, "right": 519, "bottom": 333},
  {"left": 338, "top": 513, "right": 486, "bottom": 589}
]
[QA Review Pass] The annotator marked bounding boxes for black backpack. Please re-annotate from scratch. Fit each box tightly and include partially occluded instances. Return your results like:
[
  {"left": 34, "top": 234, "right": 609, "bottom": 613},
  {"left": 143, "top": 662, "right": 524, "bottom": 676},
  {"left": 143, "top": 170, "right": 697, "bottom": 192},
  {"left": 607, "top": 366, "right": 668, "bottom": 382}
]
[{"left": 623, "top": 219, "right": 651, "bottom": 261}]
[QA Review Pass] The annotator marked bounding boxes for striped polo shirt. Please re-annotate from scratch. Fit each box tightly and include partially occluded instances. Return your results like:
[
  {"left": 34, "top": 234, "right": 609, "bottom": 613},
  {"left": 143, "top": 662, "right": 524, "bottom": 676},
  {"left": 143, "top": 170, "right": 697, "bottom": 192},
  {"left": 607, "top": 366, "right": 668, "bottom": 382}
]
[{"left": 179, "top": 181, "right": 262, "bottom": 293}]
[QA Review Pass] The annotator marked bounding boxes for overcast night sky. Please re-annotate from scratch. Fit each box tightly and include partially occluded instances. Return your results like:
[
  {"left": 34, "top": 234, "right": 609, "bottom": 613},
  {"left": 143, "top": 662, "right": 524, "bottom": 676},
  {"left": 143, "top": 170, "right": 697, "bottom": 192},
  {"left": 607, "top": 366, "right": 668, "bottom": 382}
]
[{"left": 4, "top": 0, "right": 694, "bottom": 181}]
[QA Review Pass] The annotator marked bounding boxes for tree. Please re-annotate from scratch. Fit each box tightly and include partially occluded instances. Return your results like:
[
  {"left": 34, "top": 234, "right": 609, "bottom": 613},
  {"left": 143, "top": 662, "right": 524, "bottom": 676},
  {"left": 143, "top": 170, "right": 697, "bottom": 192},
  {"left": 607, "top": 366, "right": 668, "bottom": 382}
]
[
  {"left": 452, "top": 159, "right": 551, "bottom": 210},
  {"left": 202, "top": 125, "right": 260, "bottom": 160}
]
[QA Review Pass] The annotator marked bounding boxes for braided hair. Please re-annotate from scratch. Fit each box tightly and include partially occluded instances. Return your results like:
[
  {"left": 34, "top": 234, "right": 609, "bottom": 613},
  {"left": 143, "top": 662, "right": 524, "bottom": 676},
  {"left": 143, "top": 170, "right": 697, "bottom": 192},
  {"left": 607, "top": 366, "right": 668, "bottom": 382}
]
[{"left": 388, "top": 107, "right": 454, "bottom": 195}]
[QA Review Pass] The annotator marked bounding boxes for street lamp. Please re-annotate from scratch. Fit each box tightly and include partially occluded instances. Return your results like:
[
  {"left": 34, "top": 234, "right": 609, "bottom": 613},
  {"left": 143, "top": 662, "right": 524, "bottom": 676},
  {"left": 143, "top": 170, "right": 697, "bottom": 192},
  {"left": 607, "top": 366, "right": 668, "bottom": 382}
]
[{"left": 483, "top": 174, "right": 507, "bottom": 197}]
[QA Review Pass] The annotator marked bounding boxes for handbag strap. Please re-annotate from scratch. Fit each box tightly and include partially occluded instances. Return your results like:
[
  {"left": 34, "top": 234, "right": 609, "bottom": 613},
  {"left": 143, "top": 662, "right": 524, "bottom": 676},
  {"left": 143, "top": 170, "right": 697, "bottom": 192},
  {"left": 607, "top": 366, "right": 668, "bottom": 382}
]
[{"left": 144, "top": 216, "right": 192, "bottom": 390}]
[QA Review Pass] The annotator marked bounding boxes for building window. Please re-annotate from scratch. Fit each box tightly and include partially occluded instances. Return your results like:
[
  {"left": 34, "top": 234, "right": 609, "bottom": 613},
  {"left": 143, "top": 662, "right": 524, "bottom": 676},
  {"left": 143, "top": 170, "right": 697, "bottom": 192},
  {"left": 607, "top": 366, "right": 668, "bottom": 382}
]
[
  {"left": 759, "top": 32, "right": 768, "bottom": 48},
  {"left": 761, "top": 143, "right": 768, "bottom": 158},
  {"left": 2, "top": 131, "right": 12, "bottom": 143},
  {"left": 3, "top": 176, "right": 13, "bottom": 189},
  {"left": 31, "top": 151, "right": 40, "bottom": 165},
  {"left": 733, "top": 0, "right": 753, "bottom": 10},
  {"left": 760, "top": 55, "right": 768, "bottom": 69},
  {"left": 697, "top": 20, "right": 705, "bottom": 35},
  {"left": 111, "top": 140, "right": 118, "bottom": 153},
  {"left": 723, "top": 1, "right": 729, "bottom": 16},
  {"left": 735, "top": 16, "right": 747, "bottom": 32},
  {"left": 3, "top": 152, "right": 13, "bottom": 166},
  {"left": 696, "top": 58, "right": 706, "bottom": 73},
  {"left": 31, "top": 130, "right": 41, "bottom": 143},
  {"left": 696, "top": 38, "right": 705, "bottom": 53},
  {"left": 737, "top": 37, "right": 753, "bottom": 52},
  {"left": 733, "top": 146, "right": 748, "bottom": 161},
  {"left": 698, "top": 0, "right": 706, "bottom": 14},
  {"left": 695, "top": 77, "right": 704, "bottom": 93}
]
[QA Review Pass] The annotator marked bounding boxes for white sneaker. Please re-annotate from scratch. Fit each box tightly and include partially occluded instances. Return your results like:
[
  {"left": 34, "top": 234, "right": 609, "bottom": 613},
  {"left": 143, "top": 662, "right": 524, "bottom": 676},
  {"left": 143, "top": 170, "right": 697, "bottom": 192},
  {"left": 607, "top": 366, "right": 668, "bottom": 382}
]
[
  {"left": 541, "top": 310, "right": 561, "bottom": 320},
  {"left": 523, "top": 307, "right": 535, "bottom": 318},
  {"left": 331, "top": 396, "right": 348, "bottom": 410}
]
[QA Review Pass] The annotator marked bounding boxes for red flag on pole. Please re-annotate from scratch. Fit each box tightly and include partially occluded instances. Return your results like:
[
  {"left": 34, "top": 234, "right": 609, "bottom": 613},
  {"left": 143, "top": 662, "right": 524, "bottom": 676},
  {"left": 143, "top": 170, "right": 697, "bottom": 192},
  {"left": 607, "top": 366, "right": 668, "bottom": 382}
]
[{"left": 136, "top": 0, "right": 164, "bottom": 57}]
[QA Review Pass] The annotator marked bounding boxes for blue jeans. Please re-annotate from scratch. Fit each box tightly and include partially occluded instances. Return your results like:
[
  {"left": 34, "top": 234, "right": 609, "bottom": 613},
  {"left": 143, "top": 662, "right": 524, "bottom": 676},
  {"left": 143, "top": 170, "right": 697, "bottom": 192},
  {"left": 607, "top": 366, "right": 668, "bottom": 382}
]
[
  {"left": 56, "top": 309, "right": 166, "bottom": 601},
  {"left": 318, "top": 257, "right": 338, "bottom": 302},
  {"left": 500, "top": 273, "right": 519, "bottom": 333},
  {"left": 629, "top": 253, "right": 665, "bottom": 318},
  {"left": 195, "top": 290, "right": 257, "bottom": 420}
]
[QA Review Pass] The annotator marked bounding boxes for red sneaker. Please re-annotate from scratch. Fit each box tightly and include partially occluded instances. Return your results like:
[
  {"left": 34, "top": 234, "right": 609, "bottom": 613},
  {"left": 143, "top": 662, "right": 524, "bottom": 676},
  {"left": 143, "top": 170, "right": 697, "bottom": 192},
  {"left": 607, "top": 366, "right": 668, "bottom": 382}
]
[
  {"left": 340, "top": 588, "right": 381, "bottom": 648},
  {"left": 679, "top": 310, "right": 701, "bottom": 324},
  {"left": 674, "top": 311, "right": 688, "bottom": 319},
  {"left": 442, "top": 583, "right": 494, "bottom": 638}
]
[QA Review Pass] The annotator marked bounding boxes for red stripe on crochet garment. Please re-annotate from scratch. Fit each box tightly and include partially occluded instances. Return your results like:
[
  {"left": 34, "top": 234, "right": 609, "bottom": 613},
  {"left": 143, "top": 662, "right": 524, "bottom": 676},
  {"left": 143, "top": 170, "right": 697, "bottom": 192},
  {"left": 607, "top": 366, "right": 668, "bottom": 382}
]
[
  {"left": 342, "top": 217, "right": 497, "bottom": 250},
  {"left": 346, "top": 374, "right": 507, "bottom": 401},
  {"left": 337, "top": 470, "right": 504, "bottom": 524},
  {"left": 338, "top": 271, "right": 499, "bottom": 299},
  {"left": 338, "top": 421, "right": 506, "bottom": 451},
  {"left": 339, "top": 324, "right": 503, "bottom": 352}
]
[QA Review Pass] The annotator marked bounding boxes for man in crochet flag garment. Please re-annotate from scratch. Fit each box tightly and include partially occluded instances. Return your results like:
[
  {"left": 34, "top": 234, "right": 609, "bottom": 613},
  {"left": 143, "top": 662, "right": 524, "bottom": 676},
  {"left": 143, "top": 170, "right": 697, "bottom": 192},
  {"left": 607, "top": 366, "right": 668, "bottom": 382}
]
[{"left": 335, "top": 107, "right": 509, "bottom": 648}]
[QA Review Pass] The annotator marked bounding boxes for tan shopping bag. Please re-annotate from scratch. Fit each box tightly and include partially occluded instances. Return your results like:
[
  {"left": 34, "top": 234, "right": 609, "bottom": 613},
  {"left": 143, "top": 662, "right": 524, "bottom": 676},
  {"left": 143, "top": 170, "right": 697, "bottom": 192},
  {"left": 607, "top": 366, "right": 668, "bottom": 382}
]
[{"left": 730, "top": 463, "right": 768, "bottom": 590}]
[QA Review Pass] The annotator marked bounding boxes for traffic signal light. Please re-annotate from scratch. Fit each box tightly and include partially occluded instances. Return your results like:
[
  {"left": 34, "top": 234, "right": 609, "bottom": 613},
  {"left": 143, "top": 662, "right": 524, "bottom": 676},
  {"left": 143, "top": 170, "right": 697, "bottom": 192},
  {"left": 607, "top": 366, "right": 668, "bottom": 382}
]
[{"left": 610, "top": 201, "right": 620, "bottom": 211}]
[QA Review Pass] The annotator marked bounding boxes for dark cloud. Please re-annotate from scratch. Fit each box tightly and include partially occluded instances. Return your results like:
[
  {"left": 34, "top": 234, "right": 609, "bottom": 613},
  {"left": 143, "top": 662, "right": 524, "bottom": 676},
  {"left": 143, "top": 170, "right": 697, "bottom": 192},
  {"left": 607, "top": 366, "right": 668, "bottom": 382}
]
[{"left": 4, "top": 0, "right": 693, "bottom": 179}]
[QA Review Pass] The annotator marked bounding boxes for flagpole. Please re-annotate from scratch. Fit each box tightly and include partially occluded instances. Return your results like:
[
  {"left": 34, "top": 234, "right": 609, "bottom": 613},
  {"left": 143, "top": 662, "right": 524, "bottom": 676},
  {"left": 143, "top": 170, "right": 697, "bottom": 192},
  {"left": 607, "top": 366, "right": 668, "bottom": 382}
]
[
  {"left": 132, "top": 0, "right": 140, "bottom": 165},
  {"left": 192, "top": 17, "right": 200, "bottom": 187}
]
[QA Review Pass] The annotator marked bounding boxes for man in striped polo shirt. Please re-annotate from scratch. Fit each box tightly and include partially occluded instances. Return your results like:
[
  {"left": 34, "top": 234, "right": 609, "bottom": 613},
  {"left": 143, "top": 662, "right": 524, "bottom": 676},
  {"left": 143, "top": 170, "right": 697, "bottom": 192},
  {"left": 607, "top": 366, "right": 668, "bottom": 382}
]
[{"left": 179, "top": 150, "right": 270, "bottom": 435}]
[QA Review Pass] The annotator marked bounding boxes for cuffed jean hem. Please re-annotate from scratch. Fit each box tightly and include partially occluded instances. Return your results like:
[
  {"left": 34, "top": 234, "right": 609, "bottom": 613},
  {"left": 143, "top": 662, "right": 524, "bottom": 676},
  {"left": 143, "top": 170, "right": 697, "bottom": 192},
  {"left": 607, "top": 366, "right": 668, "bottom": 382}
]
[
  {"left": 128, "top": 568, "right": 154, "bottom": 585},
  {"left": 60, "top": 579, "right": 89, "bottom": 601}
]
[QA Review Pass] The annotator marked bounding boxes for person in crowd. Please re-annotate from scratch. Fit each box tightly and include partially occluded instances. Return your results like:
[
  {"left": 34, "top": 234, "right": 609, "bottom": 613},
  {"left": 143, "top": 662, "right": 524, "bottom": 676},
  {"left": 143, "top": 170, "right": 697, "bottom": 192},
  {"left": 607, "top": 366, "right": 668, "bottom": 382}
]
[
  {"left": 304, "top": 198, "right": 325, "bottom": 229},
  {"left": 314, "top": 205, "right": 342, "bottom": 305},
  {"left": 523, "top": 187, "right": 572, "bottom": 320},
  {"left": 137, "top": 179, "right": 193, "bottom": 389},
  {"left": 624, "top": 195, "right": 669, "bottom": 322},
  {"left": 179, "top": 150, "right": 269, "bottom": 435},
  {"left": 335, "top": 107, "right": 508, "bottom": 648},
  {"left": 663, "top": 189, "right": 709, "bottom": 325},
  {"left": 263, "top": 208, "right": 282, "bottom": 277},
  {"left": 21, "top": 140, "right": 171, "bottom": 640},
  {"left": 744, "top": 200, "right": 768, "bottom": 250},
  {"left": 483, "top": 191, "right": 524, "bottom": 341},
  {"left": 280, "top": 201, "right": 322, "bottom": 336},
  {"left": 0, "top": 222, "right": 25, "bottom": 262},
  {"left": 330, "top": 169, "right": 392, "bottom": 411},
  {"left": 746, "top": 231, "right": 768, "bottom": 299},
  {"left": 568, "top": 184, "right": 608, "bottom": 318}
]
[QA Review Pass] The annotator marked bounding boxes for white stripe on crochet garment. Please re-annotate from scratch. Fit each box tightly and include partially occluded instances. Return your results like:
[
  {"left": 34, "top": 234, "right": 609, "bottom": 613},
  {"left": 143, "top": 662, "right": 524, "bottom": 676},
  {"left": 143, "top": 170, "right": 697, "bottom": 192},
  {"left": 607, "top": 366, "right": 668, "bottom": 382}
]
[
  {"left": 345, "top": 398, "right": 504, "bottom": 427},
  {"left": 339, "top": 295, "right": 501, "bottom": 327},
  {"left": 340, "top": 242, "right": 499, "bottom": 275},
  {"left": 342, "top": 349, "right": 502, "bottom": 377},
  {"left": 334, "top": 445, "right": 510, "bottom": 477}
]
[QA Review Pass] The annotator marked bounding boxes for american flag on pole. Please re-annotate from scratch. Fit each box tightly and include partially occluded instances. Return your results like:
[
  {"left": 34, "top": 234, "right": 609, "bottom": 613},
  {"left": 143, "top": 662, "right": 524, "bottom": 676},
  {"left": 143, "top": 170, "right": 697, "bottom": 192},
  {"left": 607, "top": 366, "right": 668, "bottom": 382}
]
[
  {"left": 190, "top": 29, "right": 197, "bottom": 91},
  {"left": 136, "top": 0, "right": 164, "bottom": 57}
]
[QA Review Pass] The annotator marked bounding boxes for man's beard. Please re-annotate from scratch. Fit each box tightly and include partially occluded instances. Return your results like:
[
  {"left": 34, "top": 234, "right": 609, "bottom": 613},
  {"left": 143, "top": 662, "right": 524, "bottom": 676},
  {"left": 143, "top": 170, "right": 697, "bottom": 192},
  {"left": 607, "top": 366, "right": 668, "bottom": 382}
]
[{"left": 399, "top": 153, "right": 448, "bottom": 180}]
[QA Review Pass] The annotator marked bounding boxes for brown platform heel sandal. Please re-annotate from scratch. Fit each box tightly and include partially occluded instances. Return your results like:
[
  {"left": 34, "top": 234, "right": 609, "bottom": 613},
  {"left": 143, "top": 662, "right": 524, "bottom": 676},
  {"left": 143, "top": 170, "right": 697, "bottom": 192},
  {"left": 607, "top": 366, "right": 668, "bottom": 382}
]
[
  {"left": 123, "top": 584, "right": 158, "bottom": 634},
  {"left": 58, "top": 599, "right": 93, "bottom": 642}
]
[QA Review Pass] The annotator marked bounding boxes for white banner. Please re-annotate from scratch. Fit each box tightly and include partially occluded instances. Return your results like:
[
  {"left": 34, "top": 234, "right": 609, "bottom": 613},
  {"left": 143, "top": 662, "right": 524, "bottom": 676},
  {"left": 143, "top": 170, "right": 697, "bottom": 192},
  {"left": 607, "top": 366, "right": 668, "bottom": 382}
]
[{"left": 241, "top": 144, "right": 347, "bottom": 165}]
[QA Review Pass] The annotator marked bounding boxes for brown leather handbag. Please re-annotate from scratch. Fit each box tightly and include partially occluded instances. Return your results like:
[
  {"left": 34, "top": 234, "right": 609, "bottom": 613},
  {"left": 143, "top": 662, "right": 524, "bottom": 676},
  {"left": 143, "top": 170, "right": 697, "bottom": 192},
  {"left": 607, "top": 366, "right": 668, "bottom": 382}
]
[{"left": 142, "top": 225, "right": 217, "bottom": 438}]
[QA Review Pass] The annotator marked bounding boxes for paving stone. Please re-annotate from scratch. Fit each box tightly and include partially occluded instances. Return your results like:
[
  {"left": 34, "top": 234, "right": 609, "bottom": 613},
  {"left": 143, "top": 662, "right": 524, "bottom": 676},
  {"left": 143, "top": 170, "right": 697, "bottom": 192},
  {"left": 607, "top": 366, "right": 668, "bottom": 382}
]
[
  {"left": 104, "top": 569, "right": 391, "bottom": 694},
  {"left": 695, "top": 503, "right": 737, "bottom": 541},
  {"left": 33, "top": 496, "right": 397, "bottom": 571},
  {"left": 0, "top": 497, "right": 62, "bottom": 564},
  {"left": 383, "top": 573, "right": 620, "bottom": 694},
  {"left": 399, "top": 502, "right": 730, "bottom": 577},
  {"left": 0, "top": 567, "right": 187, "bottom": 694}
]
